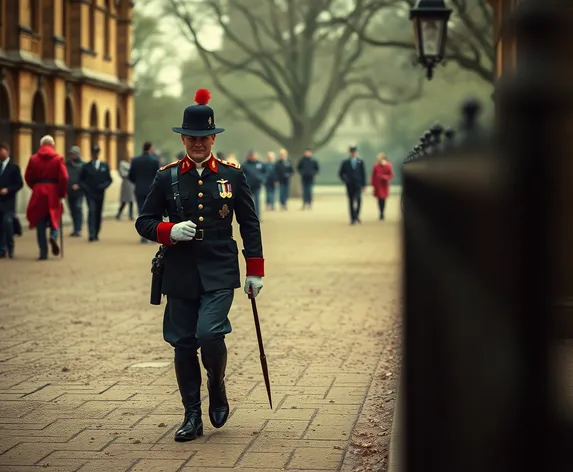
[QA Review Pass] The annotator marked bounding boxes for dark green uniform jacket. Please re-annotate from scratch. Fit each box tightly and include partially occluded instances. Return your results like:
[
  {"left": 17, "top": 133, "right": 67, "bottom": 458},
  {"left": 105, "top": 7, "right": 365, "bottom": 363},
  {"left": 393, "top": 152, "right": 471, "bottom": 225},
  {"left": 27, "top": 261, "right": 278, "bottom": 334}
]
[{"left": 135, "top": 154, "right": 264, "bottom": 299}]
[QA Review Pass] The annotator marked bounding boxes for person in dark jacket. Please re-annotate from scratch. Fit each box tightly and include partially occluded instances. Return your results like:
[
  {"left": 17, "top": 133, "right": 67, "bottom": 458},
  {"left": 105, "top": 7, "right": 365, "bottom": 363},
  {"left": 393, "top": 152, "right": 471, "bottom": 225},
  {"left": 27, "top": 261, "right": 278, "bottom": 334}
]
[
  {"left": 339, "top": 145, "right": 367, "bottom": 224},
  {"left": 296, "top": 148, "right": 319, "bottom": 209},
  {"left": 129, "top": 141, "right": 160, "bottom": 242},
  {"left": 274, "top": 148, "right": 294, "bottom": 210},
  {"left": 0, "top": 142, "right": 24, "bottom": 258},
  {"left": 79, "top": 145, "right": 112, "bottom": 242},
  {"left": 241, "top": 150, "right": 266, "bottom": 218},
  {"left": 135, "top": 88, "right": 264, "bottom": 442},
  {"left": 264, "top": 152, "right": 278, "bottom": 211},
  {"left": 65, "top": 146, "right": 85, "bottom": 236}
]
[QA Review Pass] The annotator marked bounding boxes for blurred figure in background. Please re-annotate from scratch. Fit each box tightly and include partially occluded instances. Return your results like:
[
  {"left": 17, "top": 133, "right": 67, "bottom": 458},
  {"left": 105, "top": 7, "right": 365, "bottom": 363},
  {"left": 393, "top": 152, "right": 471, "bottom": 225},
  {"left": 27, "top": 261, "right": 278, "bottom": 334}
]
[
  {"left": 25, "top": 135, "right": 68, "bottom": 260},
  {"left": 0, "top": 142, "right": 23, "bottom": 258},
  {"left": 339, "top": 145, "right": 366, "bottom": 225},
  {"left": 264, "top": 151, "right": 278, "bottom": 211},
  {"left": 242, "top": 150, "right": 266, "bottom": 219},
  {"left": 65, "top": 146, "right": 85, "bottom": 236},
  {"left": 371, "top": 152, "right": 394, "bottom": 220},
  {"left": 129, "top": 141, "right": 160, "bottom": 243},
  {"left": 117, "top": 156, "right": 135, "bottom": 221},
  {"left": 274, "top": 148, "right": 294, "bottom": 210},
  {"left": 79, "top": 145, "right": 112, "bottom": 242},
  {"left": 297, "top": 147, "right": 319, "bottom": 210}
]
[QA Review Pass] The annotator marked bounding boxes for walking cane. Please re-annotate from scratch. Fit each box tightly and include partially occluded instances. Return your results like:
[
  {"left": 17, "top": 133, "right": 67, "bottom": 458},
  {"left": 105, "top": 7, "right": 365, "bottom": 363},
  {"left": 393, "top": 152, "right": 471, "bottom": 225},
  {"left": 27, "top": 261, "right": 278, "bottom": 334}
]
[{"left": 249, "top": 289, "right": 273, "bottom": 409}]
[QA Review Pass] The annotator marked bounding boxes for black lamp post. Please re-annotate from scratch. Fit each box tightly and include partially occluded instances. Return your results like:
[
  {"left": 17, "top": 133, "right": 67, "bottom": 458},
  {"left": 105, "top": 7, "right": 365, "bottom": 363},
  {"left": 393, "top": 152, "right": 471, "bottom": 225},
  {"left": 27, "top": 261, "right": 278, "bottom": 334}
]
[{"left": 409, "top": 0, "right": 452, "bottom": 80}]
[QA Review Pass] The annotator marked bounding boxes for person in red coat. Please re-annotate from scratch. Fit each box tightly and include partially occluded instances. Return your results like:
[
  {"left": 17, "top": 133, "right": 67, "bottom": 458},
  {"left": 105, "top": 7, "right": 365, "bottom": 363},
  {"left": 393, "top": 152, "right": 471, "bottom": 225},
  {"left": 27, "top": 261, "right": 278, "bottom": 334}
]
[
  {"left": 25, "top": 135, "right": 69, "bottom": 260},
  {"left": 371, "top": 152, "right": 394, "bottom": 220}
]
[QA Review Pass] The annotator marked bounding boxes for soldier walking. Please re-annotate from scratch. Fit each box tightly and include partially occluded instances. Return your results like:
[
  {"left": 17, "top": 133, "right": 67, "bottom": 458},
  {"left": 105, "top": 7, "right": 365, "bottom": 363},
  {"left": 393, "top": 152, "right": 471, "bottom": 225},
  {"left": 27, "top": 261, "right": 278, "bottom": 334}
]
[
  {"left": 339, "top": 145, "right": 366, "bottom": 224},
  {"left": 241, "top": 150, "right": 266, "bottom": 218},
  {"left": 135, "top": 89, "right": 265, "bottom": 442},
  {"left": 79, "top": 145, "right": 112, "bottom": 241}
]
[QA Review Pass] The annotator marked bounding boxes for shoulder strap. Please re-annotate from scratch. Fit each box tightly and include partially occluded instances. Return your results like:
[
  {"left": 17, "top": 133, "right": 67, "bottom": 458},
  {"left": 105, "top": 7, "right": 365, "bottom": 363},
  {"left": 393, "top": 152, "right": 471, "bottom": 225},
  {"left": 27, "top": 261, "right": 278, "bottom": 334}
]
[{"left": 170, "top": 165, "right": 186, "bottom": 220}]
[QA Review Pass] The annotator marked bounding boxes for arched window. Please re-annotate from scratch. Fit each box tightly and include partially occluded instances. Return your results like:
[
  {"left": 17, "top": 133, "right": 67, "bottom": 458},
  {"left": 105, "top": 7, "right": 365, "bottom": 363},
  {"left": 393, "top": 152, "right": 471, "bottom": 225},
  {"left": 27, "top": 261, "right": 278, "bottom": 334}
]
[{"left": 89, "top": 103, "right": 99, "bottom": 150}]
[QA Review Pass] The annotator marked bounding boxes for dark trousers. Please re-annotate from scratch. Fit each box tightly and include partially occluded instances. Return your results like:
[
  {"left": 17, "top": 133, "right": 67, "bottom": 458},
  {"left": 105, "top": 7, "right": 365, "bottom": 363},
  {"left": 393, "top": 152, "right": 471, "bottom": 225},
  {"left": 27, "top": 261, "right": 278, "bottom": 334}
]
[
  {"left": 0, "top": 210, "right": 14, "bottom": 256},
  {"left": 36, "top": 216, "right": 58, "bottom": 258},
  {"left": 117, "top": 201, "right": 133, "bottom": 219},
  {"left": 302, "top": 179, "right": 314, "bottom": 206},
  {"left": 265, "top": 184, "right": 276, "bottom": 208},
  {"left": 279, "top": 182, "right": 289, "bottom": 207},
  {"left": 346, "top": 186, "right": 362, "bottom": 222},
  {"left": 378, "top": 198, "right": 386, "bottom": 219},
  {"left": 251, "top": 187, "right": 261, "bottom": 218},
  {"left": 67, "top": 193, "right": 84, "bottom": 234},
  {"left": 163, "top": 290, "right": 234, "bottom": 354},
  {"left": 86, "top": 196, "right": 104, "bottom": 239}
]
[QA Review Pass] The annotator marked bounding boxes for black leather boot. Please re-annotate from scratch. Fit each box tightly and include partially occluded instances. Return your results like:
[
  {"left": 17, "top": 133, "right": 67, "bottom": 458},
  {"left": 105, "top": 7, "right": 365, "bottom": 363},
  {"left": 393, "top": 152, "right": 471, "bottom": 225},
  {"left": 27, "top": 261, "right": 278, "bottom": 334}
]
[
  {"left": 173, "top": 351, "right": 203, "bottom": 442},
  {"left": 200, "top": 339, "right": 230, "bottom": 428}
]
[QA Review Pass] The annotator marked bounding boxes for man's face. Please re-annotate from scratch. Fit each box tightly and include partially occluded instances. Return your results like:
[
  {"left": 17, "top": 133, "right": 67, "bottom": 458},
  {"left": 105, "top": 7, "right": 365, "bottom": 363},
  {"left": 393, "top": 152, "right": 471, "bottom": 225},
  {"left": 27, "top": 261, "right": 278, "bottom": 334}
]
[
  {"left": 304, "top": 150, "right": 311, "bottom": 157},
  {"left": 350, "top": 151, "right": 357, "bottom": 157},
  {"left": 91, "top": 152, "right": 99, "bottom": 160},
  {"left": 70, "top": 152, "right": 80, "bottom": 161},
  {"left": 181, "top": 135, "right": 215, "bottom": 161},
  {"left": 279, "top": 150, "right": 287, "bottom": 160},
  {"left": 248, "top": 152, "right": 257, "bottom": 161},
  {"left": 0, "top": 147, "right": 8, "bottom": 161}
]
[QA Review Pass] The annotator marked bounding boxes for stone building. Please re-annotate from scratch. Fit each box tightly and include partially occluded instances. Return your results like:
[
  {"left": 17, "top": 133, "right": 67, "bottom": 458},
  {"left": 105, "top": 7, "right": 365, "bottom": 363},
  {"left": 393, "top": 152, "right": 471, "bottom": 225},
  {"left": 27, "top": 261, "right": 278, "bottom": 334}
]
[{"left": 0, "top": 0, "right": 134, "bottom": 212}]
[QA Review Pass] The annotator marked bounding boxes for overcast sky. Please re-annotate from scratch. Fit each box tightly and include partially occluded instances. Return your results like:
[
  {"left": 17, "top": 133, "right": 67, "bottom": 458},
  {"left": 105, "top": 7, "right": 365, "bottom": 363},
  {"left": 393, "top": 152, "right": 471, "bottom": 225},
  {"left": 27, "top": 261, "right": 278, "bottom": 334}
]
[{"left": 136, "top": 2, "right": 223, "bottom": 96}]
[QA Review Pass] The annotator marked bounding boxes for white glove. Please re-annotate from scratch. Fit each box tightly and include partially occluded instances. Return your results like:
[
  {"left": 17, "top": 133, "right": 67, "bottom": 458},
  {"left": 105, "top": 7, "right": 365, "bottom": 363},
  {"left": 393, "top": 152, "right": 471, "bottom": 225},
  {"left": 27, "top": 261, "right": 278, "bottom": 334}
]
[
  {"left": 169, "top": 220, "right": 197, "bottom": 242},
  {"left": 244, "top": 276, "right": 263, "bottom": 298}
]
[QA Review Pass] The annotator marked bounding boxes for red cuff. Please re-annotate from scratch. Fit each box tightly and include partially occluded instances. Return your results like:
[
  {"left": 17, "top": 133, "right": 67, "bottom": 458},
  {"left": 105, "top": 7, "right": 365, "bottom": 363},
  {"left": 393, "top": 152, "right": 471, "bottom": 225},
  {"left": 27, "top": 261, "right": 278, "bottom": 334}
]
[
  {"left": 246, "top": 257, "right": 264, "bottom": 277},
  {"left": 156, "top": 222, "right": 176, "bottom": 246}
]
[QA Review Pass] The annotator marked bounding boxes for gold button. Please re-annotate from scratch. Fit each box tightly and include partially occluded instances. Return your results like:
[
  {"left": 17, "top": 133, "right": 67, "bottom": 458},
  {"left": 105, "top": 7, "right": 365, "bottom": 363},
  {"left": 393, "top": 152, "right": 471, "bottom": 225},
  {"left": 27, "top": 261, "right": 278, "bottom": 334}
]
[
  {"left": 199, "top": 216, "right": 204, "bottom": 222},
  {"left": 198, "top": 192, "right": 203, "bottom": 198},
  {"left": 198, "top": 180, "right": 203, "bottom": 185},
  {"left": 198, "top": 204, "right": 204, "bottom": 210}
]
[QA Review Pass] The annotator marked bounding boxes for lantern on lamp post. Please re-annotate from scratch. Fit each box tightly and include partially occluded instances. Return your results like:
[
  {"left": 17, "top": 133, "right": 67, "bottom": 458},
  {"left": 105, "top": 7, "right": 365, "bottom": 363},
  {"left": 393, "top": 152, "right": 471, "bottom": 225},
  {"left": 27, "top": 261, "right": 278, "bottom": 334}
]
[{"left": 409, "top": 0, "right": 452, "bottom": 80}]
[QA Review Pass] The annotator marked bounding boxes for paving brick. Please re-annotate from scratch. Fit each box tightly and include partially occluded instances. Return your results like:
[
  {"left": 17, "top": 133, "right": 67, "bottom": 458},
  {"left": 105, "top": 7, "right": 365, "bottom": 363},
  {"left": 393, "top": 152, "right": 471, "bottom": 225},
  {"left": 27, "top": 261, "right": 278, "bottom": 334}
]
[
  {"left": 184, "top": 445, "right": 247, "bottom": 467},
  {"left": 239, "top": 451, "right": 292, "bottom": 468},
  {"left": 131, "top": 459, "right": 186, "bottom": 471},
  {"left": 288, "top": 447, "right": 344, "bottom": 470}
]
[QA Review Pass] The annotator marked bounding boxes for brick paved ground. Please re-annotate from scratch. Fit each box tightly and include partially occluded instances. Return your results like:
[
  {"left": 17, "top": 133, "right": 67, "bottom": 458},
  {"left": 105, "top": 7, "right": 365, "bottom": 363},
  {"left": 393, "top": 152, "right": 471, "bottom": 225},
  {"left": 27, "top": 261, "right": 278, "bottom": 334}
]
[{"left": 0, "top": 191, "right": 401, "bottom": 472}]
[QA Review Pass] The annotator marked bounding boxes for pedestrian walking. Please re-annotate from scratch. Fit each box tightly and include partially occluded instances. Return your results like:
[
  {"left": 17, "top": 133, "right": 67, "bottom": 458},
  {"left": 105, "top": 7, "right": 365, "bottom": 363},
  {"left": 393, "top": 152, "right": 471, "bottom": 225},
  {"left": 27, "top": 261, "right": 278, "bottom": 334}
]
[
  {"left": 129, "top": 142, "right": 160, "bottom": 243},
  {"left": 297, "top": 148, "right": 319, "bottom": 209},
  {"left": 371, "top": 152, "right": 394, "bottom": 220},
  {"left": 274, "top": 148, "right": 293, "bottom": 210},
  {"left": 0, "top": 142, "right": 24, "bottom": 258},
  {"left": 116, "top": 157, "right": 135, "bottom": 221},
  {"left": 24, "top": 135, "right": 69, "bottom": 260},
  {"left": 339, "top": 145, "right": 366, "bottom": 225},
  {"left": 65, "top": 145, "right": 85, "bottom": 237},
  {"left": 264, "top": 152, "right": 278, "bottom": 211},
  {"left": 241, "top": 150, "right": 266, "bottom": 218},
  {"left": 79, "top": 145, "right": 112, "bottom": 242},
  {"left": 135, "top": 88, "right": 265, "bottom": 442}
]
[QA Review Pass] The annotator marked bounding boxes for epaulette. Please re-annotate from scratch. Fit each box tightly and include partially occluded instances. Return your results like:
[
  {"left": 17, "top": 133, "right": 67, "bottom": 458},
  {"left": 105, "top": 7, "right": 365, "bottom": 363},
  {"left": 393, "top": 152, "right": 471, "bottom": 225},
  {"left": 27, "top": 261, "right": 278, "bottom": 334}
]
[
  {"left": 159, "top": 160, "right": 181, "bottom": 172},
  {"left": 215, "top": 157, "right": 241, "bottom": 170}
]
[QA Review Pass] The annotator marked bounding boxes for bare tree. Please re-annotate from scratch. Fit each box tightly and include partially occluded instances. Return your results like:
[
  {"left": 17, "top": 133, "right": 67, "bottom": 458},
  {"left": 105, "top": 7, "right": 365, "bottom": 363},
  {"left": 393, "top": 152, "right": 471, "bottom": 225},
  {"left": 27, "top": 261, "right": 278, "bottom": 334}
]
[
  {"left": 330, "top": 0, "right": 494, "bottom": 84},
  {"left": 162, "top": 0, "right": 423, "bottom": 171}
]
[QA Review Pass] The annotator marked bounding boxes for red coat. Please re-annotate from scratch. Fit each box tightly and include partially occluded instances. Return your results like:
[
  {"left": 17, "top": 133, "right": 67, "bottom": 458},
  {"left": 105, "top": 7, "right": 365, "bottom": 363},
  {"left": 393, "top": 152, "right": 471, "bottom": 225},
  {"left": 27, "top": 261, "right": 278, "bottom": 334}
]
[
  {"left": 25, "top": 145, "right": 69, "bottom": 230},
  {"left": 371, "top": 161, "right": 394, "bottom": 200}
]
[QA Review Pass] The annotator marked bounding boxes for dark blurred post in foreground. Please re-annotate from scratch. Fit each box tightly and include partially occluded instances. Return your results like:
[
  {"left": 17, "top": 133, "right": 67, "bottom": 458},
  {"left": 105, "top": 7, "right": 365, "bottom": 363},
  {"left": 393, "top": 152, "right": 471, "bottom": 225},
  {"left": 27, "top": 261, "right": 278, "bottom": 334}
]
[{"left": 400, "top": 1, "right": 573, "bottom": 471}]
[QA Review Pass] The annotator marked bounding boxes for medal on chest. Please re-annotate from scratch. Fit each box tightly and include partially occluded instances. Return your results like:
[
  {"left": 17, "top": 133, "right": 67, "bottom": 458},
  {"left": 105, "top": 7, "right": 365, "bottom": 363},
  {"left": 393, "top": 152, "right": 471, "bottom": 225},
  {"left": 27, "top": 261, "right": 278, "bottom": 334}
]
[{"left": 217, "top": 179, "right": 233, "bottom": 198}]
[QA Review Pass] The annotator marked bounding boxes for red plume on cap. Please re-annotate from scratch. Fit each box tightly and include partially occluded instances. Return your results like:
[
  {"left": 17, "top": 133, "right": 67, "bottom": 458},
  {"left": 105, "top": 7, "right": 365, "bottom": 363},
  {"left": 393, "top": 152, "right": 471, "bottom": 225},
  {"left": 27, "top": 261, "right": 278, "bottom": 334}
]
[{"left": 194, "top": 88, "right": 211, "bottom": 106}]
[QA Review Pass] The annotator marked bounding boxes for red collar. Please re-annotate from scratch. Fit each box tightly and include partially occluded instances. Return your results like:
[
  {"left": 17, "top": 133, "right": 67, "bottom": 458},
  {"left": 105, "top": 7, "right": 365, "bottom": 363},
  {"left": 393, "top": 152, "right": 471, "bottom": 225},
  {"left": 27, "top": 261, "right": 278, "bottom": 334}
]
[{"left": 180, "top": 154, "right": 219, "bottom": 175}]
